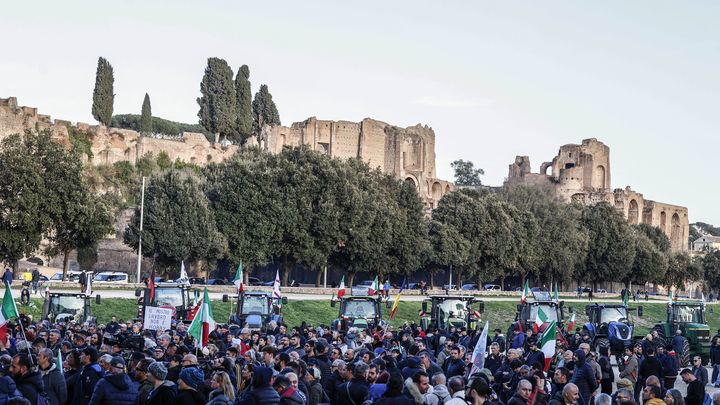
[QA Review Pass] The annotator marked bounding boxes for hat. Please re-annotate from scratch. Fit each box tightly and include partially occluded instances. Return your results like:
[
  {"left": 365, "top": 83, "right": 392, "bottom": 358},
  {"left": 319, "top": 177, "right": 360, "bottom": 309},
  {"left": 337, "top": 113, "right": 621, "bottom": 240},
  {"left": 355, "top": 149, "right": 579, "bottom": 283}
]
[
  {"left": 110, "top": 356, "right": 126, "bottom": 369},
  {"left": 148, "top": 362, "right": 168, "bottom": 380},
  {"left": 308, "top": 367, "right": 321, "bottom": 380},
  {"left": 179, "top": 367, "right": 205, "bottom": 390},
  {"left": 616, "top": 378, "right": 633, "bottom": 389}
]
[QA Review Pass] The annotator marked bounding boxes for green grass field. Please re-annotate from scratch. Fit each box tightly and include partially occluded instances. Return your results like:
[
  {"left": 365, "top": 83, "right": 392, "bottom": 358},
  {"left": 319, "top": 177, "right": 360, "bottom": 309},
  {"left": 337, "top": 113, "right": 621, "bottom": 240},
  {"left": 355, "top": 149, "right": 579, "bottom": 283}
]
[{"left": 16, "top": 297, "right": 720, "bottom": 335}]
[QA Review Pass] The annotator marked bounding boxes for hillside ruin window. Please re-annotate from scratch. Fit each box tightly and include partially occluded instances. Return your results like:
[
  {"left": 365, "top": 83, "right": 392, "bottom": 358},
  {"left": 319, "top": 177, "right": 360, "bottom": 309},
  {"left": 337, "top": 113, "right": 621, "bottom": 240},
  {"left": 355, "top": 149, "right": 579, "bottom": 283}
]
[
  {"left": 565, "top": 163, "right": 575, "bottom": 169},
  {"left": 317, "top": 142, "right": 329, "bottom": 155},
  {"left": 671, "top": 213, "right": 681, "bottom": 248},
  {"left": 628, "top": 199, "right": 639, "bottom": 225}
]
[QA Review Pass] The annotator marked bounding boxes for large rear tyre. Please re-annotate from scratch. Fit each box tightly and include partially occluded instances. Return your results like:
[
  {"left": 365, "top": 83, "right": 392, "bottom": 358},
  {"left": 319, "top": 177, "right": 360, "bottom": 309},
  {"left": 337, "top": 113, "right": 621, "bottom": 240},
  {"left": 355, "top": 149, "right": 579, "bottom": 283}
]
[
  {"left": 595, "top": 337, "right": 610, "bottom": 353},
  {"left": 679, "top": 337, "right": 690, "bottom": 367}
]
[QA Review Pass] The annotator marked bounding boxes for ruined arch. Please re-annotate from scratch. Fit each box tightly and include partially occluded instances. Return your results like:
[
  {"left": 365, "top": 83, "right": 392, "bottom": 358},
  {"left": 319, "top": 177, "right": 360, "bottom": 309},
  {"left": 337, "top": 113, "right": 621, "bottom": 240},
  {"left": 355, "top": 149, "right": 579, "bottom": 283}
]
[
  {"left": 404, "top": 175, "right": 418, "bottom": 191},
  {"left": 431, "top": 182, "right": 443, "bottom": 202},
  {"left": 593, "top": 165, "right": 606, "bottom": 189},
  {"left": 660, "top": 211, "right": 667, "bottom": 231},
  {"left": 445, "top": 184, "right": 451, "bottom": 194},
  {"left": 671, "top": 213, "right": 681, "bottom": 249},
  {"left": 628, "top": 199, "right": 639, "bottom": 225}
]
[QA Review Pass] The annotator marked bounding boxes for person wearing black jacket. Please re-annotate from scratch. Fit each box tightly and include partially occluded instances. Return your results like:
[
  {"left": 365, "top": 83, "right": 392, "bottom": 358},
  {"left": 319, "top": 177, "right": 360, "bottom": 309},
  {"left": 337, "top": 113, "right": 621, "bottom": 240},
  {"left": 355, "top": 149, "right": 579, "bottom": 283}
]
[
  {"left": 598, "top": 346, "right": 614, "bottom": 394},
  {"left": 10, "top": 353, "right": 44, "bottom": 405},
  {"left": 335, "top": 363, "right": 369, "bottom": 405},
  {"left": 74, "top": 347, "right": 105, "bottom": 405},
  {"left": 681, "top": 368, "right": 705, "bottom": 405},
  {"left": 570, "top": 349, "right": 597, "bottom": 405},
  {"left": 639, "top": 347, "right": 663, "bottom": 388}
]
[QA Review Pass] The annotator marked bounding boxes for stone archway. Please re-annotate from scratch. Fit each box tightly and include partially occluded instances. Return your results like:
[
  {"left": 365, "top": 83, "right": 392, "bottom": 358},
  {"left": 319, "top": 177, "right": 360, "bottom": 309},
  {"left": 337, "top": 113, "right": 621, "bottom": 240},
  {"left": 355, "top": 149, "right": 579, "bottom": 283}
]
[
  {"left": 660, "top": 211, "right": 667, "bottom": 231},
  {"left": 628, "top": 199, "right": 639, "bottom": 225},
  {"left": 593, "top": 165, "right": 606, "bottom": 189},
  {"left": 671, "top": 213, "right": 681, "bottom": 249},
  {"left": 431, "top": 182, "right": 443, "bottom": 202},
  {"left": 404, "top": 176, "right": 418, "bottom": 191}
]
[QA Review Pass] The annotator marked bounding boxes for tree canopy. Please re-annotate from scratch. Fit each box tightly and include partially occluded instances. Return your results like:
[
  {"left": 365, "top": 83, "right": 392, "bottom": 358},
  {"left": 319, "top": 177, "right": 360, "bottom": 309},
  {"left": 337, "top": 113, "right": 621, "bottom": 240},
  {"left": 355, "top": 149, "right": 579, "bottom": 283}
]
[
  {"left": 450, "top": 159, "right": 484, "bottom": 186},
  {"left": 197, "top": 57, "right": 239, "bottom": 141}
]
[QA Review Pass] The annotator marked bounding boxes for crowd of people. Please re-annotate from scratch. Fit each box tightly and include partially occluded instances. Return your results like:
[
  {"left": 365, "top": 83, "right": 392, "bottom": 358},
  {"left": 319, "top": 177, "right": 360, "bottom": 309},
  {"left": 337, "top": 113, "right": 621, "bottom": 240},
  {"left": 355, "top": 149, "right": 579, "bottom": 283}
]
[{"left": 0, "top": 308, "right": 717, "bottom": 405}]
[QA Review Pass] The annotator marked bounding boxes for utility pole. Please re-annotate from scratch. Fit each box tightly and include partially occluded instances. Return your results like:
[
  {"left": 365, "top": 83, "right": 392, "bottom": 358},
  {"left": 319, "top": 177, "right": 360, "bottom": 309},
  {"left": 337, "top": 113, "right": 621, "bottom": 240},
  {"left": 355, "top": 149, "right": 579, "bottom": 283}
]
[{"left": 136, "top": 176, "right": 146, "bottom": 283}]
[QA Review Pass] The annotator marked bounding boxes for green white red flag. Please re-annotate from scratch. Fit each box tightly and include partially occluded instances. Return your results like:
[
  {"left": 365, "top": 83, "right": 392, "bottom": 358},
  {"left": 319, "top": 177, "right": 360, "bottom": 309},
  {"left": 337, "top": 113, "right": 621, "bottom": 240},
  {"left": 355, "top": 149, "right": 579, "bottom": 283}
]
[
  {"left": 337, "top": 276, "right": 346, "bottom": 299},
  {"left": 233, "top": 262, "right": 244, "bottom": 294},
  {"left": 188, "top": 288, "right": 215, "bottom": 348},
  {"left": 534, "top": 306, "right": 548, "bottom": 333},
  {"left": 368, "top": 276, "right": 379, "bottom": 296},
  {"left": 521, "top": 280, "right": 529, "bottom": 304},
  {"left": 0, "top": 282, "right": 19, "bottom": 345},
  {"left": 540, "top": 320, "right": 557, "bottom": 371},
  {"left": 566, "top": 313, "right": 576, "bottom": 332}
]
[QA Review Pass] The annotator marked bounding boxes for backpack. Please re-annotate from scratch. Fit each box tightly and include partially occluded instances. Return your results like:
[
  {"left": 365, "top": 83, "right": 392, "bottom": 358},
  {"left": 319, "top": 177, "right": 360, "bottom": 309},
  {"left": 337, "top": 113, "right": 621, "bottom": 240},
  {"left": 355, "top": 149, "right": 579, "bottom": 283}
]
[{"left": 428, "top": 392, "right": 446, "bottom": 405}]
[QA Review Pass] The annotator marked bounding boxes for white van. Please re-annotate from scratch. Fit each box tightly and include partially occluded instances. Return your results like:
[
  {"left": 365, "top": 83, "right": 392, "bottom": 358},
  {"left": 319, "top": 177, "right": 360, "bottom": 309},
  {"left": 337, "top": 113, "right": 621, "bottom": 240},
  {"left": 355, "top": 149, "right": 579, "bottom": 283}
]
[
  {"left": 93, "top": 272, "right": 129, "bottom": 283},
  {"left": 50, "top": 271, "right": 84, "bottom": 281}
]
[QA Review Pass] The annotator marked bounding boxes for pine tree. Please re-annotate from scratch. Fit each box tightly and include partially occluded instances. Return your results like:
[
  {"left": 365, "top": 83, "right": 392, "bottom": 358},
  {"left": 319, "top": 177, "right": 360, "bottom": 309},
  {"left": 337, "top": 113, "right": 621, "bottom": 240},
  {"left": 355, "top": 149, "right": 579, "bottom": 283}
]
[
  {"left": 252, "top": 84, "right": 281, "bottom": 134},
  {"left": 197, "top": 57, "right": 238, "bottom": 141},
  {"left": 92, "top": 57, "right": 114, "bottom": 126},
  {"left": 235, "top": 65, "right": 254, "bottom": 142},
  {"left": 140, "top": 93, "right": 152, "bottom": 134}
]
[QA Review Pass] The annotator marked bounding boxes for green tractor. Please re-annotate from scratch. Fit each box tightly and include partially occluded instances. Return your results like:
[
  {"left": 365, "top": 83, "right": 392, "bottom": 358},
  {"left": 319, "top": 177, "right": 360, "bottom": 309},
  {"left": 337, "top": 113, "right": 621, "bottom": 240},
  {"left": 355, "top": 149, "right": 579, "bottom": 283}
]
[
  {"left": 653, "top": 301, "right": 711, "bottom": 366},
  {"left": 41, "top": 292, "right": 101, "bottom": 324},
  {"left": 420, "top": 295, "right": 484, "bottom": 331}
]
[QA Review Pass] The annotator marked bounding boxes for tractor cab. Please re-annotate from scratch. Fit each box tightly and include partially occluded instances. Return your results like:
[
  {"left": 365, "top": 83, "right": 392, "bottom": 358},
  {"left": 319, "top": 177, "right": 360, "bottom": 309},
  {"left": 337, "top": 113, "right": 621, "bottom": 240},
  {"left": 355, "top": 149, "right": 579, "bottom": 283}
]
[
  {"left": 583, "top": 303, "right": 642, "bottom": 354},
  {"left": 331, "top": 289, "right": 386, "bottom": 332},
  {"left": 508, "top": 291, "right": 565, "bottom": 341},
  {"left": 136, "top": 283, "right": 194, "bottom": 322},
  {"left": 421, "top": 295, "right": 484, "bottom": 331},
  {"left": 654, "top": 301, "right": 710, "bottom": 366},
  {"left": 223, "top": 291, "right": 286, "bottom": 330},
  {"left": 42, "top": 293, "right": 101, "bottom": 324}
]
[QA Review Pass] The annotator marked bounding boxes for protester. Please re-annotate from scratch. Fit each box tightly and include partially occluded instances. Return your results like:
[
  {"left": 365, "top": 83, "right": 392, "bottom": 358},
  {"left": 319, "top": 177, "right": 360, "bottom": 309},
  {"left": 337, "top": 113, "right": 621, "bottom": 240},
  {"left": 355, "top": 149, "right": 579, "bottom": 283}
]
[
  {"left": 680, "top": 368, "right": 704, "bottom": 405},
  {"left": 10, "top": 353, "right": 44, "bottom": 405},
  {"left": 37, "top": 348, "right": 66, "bottom": 405}
]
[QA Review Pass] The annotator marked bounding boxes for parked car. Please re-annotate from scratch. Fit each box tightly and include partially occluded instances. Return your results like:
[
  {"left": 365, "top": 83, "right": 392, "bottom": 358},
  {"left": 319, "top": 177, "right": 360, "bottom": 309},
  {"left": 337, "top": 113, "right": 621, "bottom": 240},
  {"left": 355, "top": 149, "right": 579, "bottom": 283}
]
[
  {"left": 207, "top": 279, "right": 228, "bottom": 285},
  {"left": 50, "top": 271, "right": 83, "bottom": 281},
  {"left": 356, "top": 280, "right": 374, "bottom": 288},
  {"left": 153, "top": 277, "right": 166, "bottom": 283},
  {"left": 443, "top": 284, "right": 457, "bottom": 290},
  {"left": 93, "top": 272, "right": 129, "bottom": 283},
  {"left": 484, "top": 284, "right": 501, "bottom": 291},
  {"left": 461, "top": 284, "right": 478, "bottom": 291},
  {"left": 247, "top": 277, "right": 262, "bottom": 286},
  {"left": 595, "top": 289, "right": 607, "bottom": 293}
]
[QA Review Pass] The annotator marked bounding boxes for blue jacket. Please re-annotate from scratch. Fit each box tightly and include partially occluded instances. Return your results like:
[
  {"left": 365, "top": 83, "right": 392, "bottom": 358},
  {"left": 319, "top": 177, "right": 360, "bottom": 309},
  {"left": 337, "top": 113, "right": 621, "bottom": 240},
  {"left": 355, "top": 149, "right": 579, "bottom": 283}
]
[
  {"left": 236, "top": 386, "right": 281, "bottom": 405},
  {"left": 1, "top": 271, "right": 12, "bottom": 286},
  {"left": 74, "top": 363, "right": 105, "bottom": 404},
  {"left": 0, "top": 376, "right": 21, "bottom": 405},
  {"left": 89, "top": 373, "right": 139, "bottom": 405},
  {"left": 672, "top": 335, "right": 686, "bottom": 354},
  {"left": 525, "top": 349, "right": 546, "bottom": 371},
  {"left": 658, "top": 353, "right": 678, "bottom": 378},
  {"left": 570, "top": 350, "right": 597, "bottom": 405},
  {"left": 443, "top": 357, "right": 466, "bottom": 378},
  {"left": 15, "top": 370, "right": 44, "bottom": 405},
  {"left": 512, "top": 333, "right": 525, "bottom": 349}
]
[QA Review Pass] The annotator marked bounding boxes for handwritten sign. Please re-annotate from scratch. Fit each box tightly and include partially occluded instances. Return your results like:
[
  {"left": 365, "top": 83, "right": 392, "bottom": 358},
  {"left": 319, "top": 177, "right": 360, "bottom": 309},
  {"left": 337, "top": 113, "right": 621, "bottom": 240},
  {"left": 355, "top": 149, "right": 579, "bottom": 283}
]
[{"left": 143, "top": 306, "right": 173, "bottom": 331}]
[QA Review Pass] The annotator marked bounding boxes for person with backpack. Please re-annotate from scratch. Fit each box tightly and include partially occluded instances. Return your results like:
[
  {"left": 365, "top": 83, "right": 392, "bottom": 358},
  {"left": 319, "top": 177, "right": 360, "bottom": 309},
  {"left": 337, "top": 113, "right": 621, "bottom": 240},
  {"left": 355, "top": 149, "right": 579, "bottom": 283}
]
[
  {"left": 424, "top": 373, "right": 450, "bottom": 405},
  {"left": 9, "top": 353, "right": 45, "bottom": 405}
]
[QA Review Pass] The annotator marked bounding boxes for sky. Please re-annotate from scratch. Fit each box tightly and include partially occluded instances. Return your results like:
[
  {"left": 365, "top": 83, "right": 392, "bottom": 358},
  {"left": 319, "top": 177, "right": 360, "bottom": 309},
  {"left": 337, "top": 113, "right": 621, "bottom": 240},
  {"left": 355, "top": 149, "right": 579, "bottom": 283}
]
[{"left": 1, "top": 1, "right": 718, "bottom": 224}]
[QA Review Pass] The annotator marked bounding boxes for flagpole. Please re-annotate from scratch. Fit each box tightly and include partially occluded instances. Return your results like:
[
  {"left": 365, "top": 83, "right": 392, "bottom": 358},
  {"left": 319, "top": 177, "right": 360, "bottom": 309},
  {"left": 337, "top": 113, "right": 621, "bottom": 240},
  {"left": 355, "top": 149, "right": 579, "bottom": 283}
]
[
  {"left": 136, "top": 176, "right": 146, "bottom": 284},
  {"left": 5, "top": 282, "right": 33, "bottom": 364}
]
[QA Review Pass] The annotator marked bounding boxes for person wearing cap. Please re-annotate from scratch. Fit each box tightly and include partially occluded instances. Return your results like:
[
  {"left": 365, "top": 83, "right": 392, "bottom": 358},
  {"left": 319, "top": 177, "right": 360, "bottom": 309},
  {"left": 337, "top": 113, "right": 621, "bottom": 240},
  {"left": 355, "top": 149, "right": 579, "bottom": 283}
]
[
  {"left": 236, "top": 366, "right": 281, "bottom": 405},
  {"left": 72, "top": 346, "right": 104, "bottom": 404},
  {"left": 524, "top": 337, "right": 545, "bottom": 372},
  {"left": 38, "top": 348, "right": 67, "bottom": 405},
  {"left": 136, "top": 358, "right": 157, "bottom": 405},
  {"left": 88, "top": 356, "right": 138, "bottom": 405},
  {"left": 146, "top": 362, "right": 177, "bottom": 405},
  {"left": 177, "top": 367, "right": 206, "bottom": 404},
  {"left": 304, "top": 366, "right": 326, "bottom": 405}
]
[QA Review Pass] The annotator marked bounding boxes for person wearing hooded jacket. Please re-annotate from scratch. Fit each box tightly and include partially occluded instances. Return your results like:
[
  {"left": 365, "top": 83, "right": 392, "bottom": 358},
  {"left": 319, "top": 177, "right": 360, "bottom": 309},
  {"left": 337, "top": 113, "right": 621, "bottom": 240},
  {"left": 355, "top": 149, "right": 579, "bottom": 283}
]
[
  {"left": 0, "top": 374, "right": 21, "bottom": 404},
  {"left": 236, "top": 366, "right": 281, "bottom": 405},
  {"left": 38, "top": 348, "right": 67, "bottom": 405},
  {"left": 570, "top": 349, "right": 597, "bottom": 405},
  {"left": 89, "top": 356, "right": 138, "bottom": 405},
  {"left": 146, "top": 362, "right": 177, "bottom": 405},
  {"left": 10, "top": 353, "right": 44, "bottom": 405}
]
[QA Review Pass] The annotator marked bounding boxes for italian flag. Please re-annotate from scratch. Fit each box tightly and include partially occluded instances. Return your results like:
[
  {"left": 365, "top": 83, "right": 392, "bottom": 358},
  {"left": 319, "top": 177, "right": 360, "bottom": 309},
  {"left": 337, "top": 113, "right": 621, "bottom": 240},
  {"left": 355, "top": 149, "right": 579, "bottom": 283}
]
[
  {"left": 233, "top": 262, "right": 244, "bottom": 294},
  {"left": 540, "top": 320, "right": 557, "bottom": 371},
  {"left": 337, "top": 276, "right": 346, "bottom": 299},
  {"left": 0, "top": 282, "right": 19, "bottom": 345},
  {"left": 188, "top": 288, "right": 215, "bottom": 348},
  {"left": 566, "top": 313, "right": 576, "bottom": 332},
  {"left": 534, "top": 306, "right": 548, "bottom": 333},
  {"left": 521, "top": 280, "right": 529, "bottom": 304},
  {"left": 368, "top": 276, "right": 379, "bottom": 296}
]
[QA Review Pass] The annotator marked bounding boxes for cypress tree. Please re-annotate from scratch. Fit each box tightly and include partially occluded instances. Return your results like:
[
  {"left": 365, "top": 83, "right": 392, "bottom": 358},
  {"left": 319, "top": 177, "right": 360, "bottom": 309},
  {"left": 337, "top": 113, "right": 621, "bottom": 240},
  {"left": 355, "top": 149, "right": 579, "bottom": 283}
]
[
  {"left": 197, "top": 57, "right": 238, "bottom": 141},
  {"left": 140, "top": 93, "right": 152, "bottom": 134},
  {"left": 92, "top": 57, "right": 114, "bottom": 126},
  {"left": 252, "top": 84, "right": 281, "bottom": 134},
  {"left": 235, "top": 65, "right": 254, "bottom": 143}
]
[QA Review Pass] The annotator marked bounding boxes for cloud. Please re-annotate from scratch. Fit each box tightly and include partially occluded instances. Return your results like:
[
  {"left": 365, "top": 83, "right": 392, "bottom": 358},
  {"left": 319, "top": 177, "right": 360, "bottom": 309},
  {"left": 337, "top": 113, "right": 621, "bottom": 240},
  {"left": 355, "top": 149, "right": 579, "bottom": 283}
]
[{"left": 412, "top": 96, "right": 495, "bottom": 109}]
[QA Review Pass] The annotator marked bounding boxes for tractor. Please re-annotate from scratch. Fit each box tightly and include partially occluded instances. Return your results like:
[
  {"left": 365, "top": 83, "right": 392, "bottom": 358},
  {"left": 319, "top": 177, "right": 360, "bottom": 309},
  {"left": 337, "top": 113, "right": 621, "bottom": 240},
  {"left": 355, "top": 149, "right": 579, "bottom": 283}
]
[
  {"left": 582, "top": 303, "right": 643, "bottom": 356},
  {"left": 223, "top": 291, "right": 287, "bottom": 330},
  {"left": 420, "top": 295, "right": 484, "bottom": 331},
  {"left": 41, "top": 292, "right": 101, "bottom": 324},
  {"left": 653, "top": 301, "right": 710, "bottom": 366},
  {"left": 507, "top": 292, "right": 566, "bottom": 344},
  {"left": 136, "top": 283, "right": 196, "bottom": 323},
  {"left": 331, "top": 290, "right": 387, "bottom": 332}
]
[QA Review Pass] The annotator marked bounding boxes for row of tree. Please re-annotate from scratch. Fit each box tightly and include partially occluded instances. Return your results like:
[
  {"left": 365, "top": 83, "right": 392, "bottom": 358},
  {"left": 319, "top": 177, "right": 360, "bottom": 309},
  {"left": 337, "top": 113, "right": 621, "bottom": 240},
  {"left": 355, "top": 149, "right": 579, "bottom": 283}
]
[
  {"left": 120, "top": 145, "right": 707, "bottom": 291},
  {"left": 0, "top": 131, "right": 114, "bottom": 277},
  {"left": 91, "top": 56, "right": 280, "bottom": 143}
]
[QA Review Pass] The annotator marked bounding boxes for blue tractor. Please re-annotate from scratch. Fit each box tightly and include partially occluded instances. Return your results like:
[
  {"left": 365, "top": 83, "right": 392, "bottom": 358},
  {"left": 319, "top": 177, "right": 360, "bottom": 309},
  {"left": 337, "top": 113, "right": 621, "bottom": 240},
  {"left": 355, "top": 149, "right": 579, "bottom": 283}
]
[{"left": 582, "top": 303, "right": 642, "bottom": 356}]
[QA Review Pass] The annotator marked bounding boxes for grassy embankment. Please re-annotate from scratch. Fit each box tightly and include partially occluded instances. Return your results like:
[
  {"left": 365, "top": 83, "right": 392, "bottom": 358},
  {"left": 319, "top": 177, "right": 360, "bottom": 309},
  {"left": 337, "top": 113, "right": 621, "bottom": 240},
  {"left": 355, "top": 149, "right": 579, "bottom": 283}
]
[{"left": 17, "top": 298, "right": 720, "bottom": 335}]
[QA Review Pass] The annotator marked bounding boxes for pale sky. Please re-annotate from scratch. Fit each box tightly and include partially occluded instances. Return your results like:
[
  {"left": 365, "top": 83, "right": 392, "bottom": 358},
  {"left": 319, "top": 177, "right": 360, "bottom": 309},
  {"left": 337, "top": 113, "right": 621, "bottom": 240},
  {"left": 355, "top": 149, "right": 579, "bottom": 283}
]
[{"left": 1, "top": 1, "right": 718, "bottom": 224}]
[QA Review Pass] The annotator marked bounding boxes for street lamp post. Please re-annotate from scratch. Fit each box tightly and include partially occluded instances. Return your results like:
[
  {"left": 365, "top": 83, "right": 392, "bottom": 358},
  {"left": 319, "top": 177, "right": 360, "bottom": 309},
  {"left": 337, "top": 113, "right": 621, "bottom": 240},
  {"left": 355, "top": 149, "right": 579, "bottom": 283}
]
[{"left": 136, "top": 176, "right": 145, "bottom": 283}]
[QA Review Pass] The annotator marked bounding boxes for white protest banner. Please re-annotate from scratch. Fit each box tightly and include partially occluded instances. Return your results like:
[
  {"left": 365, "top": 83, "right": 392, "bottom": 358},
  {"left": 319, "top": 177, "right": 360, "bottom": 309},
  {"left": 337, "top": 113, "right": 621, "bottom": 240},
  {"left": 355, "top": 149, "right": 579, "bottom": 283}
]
[{"left": 143, "top": 306, "right": 173, "bottom": 331}]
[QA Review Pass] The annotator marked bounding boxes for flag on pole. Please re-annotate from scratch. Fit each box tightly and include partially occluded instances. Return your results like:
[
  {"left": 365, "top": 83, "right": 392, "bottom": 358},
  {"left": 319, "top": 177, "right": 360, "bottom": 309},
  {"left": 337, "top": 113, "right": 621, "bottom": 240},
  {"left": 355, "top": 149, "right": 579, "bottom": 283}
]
[
  {"left": 178, "top": 261, "right": 189, "bottom": 285},
  {"left": 0, "top": 282, "right": 20, "bottom": 327},
  {"left": 566, "top": 313, "right": 576, "bottom": 332},
  {"left": 83, "top": 274, "right": 92, "bottom": 296},
  {"left": 534, "top": 306, "right": 548, "bottom": 334},
  {"left": 188, "top": 290, "right": 202, "bottom": 320},
  {"left": 553, "top": 284, "right": 559, "bottom": 302},
  {"left": 521, "top": 280, "right": 529, "bottom": 304},
  {"left": 388, "top": 278, "right": 406, "bottom": 320},
  {"left": 272, "top": 270, "right": 281, "bottom": 304},
  {"left": 56, "top": 350, "right": 63, "bottom": 375},
  {"left": 187, "top": 288, "right": 215, "bottom": 348},
  {"left": 337, "top": 276, "right": 346, "bottom": 300},
  {"left": 148, "top": 269, "right": 156, "bottom": 303},
  {"left": 193, "top": 289, "right": 199, "bottom": 307},
  {"left": 368, "top": 276, "right": 379, "bottom": 296},
  {"left": 470, "top": 321, "right": 489, "bottom": 375},
  {"left": 233, "top": 262, "right": 244, "bottom": 294},
  {"left": 540, "top": 320, "right": 557, "bottom": 371}
]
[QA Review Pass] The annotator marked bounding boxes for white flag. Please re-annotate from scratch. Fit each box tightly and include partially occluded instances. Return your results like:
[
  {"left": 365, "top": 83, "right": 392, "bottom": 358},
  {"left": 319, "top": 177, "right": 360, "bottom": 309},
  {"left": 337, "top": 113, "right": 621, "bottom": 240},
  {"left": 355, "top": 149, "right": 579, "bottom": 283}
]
[
  {"left": 178, "top": 261, "right": 189, "bottom": 285},
  {"left": 470, "top": 321, "right": 489, "bottom": 375},
  {"left": 83, "top": 275, "right": 92, "bottom": 295}
]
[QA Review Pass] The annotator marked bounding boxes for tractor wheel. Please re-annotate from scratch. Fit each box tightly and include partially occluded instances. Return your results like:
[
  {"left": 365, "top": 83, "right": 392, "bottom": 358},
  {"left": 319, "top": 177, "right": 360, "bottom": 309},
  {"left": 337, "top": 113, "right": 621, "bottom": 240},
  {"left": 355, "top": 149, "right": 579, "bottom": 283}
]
[
  {"left": 595, "top": 338, "right": 610, "bottom": 353},
  {"left": 678, "top": 336, "right": 690, "bottom": 367}
]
